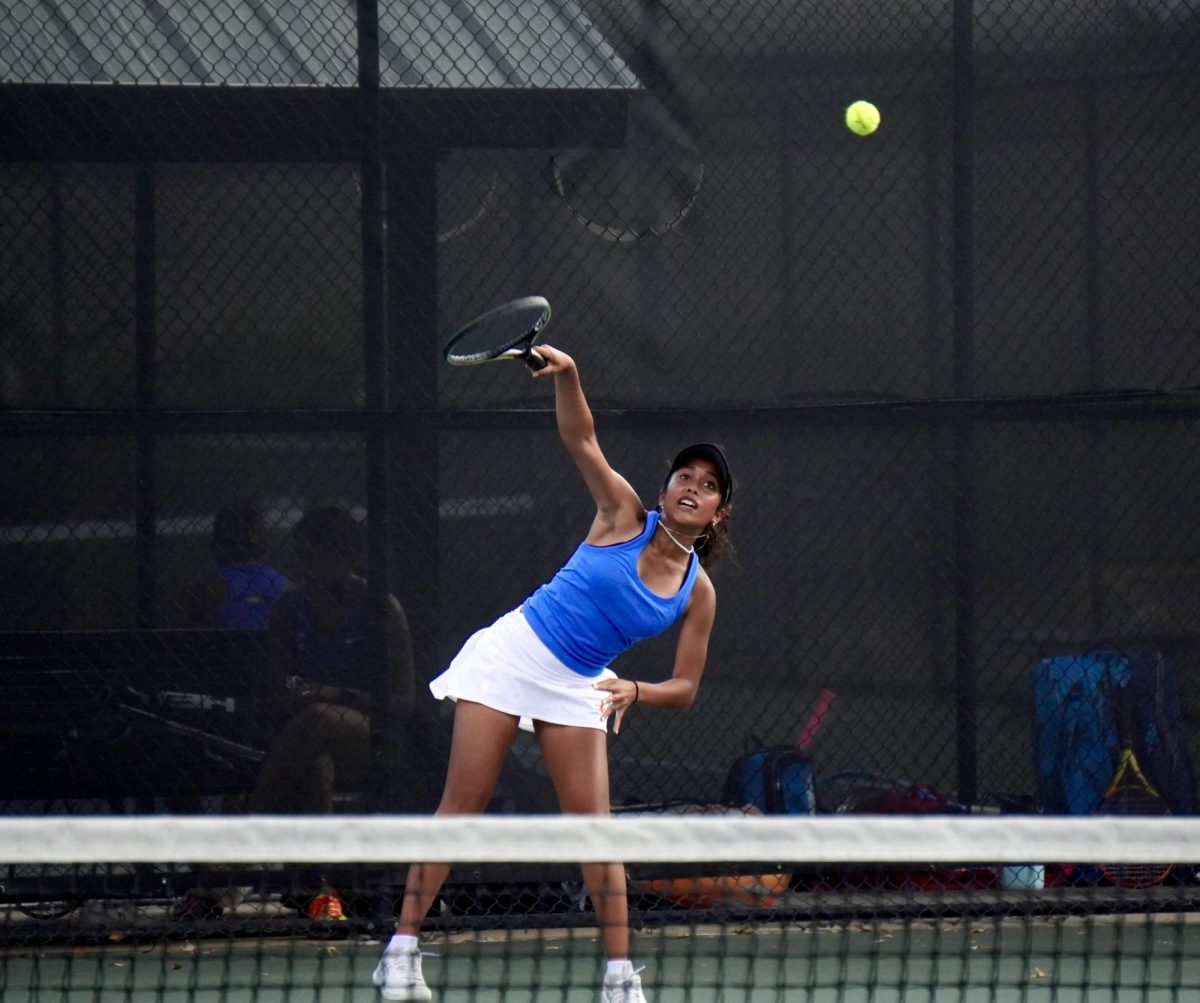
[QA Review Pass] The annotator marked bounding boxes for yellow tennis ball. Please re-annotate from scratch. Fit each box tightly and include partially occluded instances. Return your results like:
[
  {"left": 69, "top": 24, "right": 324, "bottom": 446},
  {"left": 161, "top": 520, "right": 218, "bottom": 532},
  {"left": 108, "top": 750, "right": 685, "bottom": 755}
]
[{"left": 845, "top": 100, "right": 881, "bottom": 136}]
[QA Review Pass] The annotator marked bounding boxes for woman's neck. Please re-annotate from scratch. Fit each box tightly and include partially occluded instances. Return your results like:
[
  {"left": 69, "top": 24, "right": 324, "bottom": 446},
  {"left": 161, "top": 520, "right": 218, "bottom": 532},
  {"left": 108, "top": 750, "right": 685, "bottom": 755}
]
[{"left": 655, "top": 513, "right": 699, "bottom": 556}]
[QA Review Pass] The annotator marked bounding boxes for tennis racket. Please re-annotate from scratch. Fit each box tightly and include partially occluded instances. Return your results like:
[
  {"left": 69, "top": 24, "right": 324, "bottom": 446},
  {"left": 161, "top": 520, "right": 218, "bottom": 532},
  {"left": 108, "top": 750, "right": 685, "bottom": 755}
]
[
  {"left": 118, "top": 696, "right": 265, "bottom": 763},
  {"left": 1096, "top": 678, "right": 1173, "bottom": 888},
  {"left": 442, "top": 296, "right": 551, "bottom": 370}
]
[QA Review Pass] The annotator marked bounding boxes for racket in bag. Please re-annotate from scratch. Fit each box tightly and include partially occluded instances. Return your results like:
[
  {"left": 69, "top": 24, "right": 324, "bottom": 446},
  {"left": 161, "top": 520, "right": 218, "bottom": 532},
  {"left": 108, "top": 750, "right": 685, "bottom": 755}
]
[
  {"left": 1125, "top": 648, "right": 1197, "bottom": 816},
  {"left": 1033, "top": 648, "right": 1197, "bottom": 816}
]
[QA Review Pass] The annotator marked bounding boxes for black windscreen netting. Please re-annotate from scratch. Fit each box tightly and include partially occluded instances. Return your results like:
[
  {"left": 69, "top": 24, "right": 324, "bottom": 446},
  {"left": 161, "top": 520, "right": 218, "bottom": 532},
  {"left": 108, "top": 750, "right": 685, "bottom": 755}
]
[{"left": 2, "top": 1, "right": 1200, "bottom": 978}]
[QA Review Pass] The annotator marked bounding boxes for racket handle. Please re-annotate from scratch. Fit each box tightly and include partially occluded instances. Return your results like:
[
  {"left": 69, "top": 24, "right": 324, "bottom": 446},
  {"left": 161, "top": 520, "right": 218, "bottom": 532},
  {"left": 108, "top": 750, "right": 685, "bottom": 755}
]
[
  {"left": 796, "top": 688, "right": 837, "bottom": 751},
  {"left": 525, "top": 349, "right": 548, "bottom": 371}
]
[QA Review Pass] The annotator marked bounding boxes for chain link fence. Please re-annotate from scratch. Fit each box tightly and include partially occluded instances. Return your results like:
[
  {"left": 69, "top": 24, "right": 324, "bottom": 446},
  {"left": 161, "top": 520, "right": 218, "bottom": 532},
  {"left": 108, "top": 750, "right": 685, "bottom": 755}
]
[{"left": 2, "top": 1, "right": 1199, "bottom": 824}]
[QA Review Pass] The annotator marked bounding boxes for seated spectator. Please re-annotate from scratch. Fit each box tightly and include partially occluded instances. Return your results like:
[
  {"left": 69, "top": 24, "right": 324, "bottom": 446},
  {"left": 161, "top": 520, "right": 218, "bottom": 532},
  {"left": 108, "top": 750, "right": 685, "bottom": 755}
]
[
  {"left": 156, "top": 501, "right": 287, "bottom": 825},
  {"left": 248, "top": 506, "right": 415, "bottom": 816},
  {"left": 177, "top": 501, "right": 289, "bottom": 629},
  {"left": 175, "top": 507, "right": 415, "bottom": 919}
]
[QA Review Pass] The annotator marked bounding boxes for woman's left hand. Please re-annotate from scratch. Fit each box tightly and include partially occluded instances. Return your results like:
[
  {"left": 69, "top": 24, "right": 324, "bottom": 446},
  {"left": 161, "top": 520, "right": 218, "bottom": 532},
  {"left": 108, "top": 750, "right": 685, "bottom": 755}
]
[
  {"left": 593, "top": 677, "right": 638, "bottom": 734},
  {"left": 527, "top": 343, "right": 574, "bottom": 376}
]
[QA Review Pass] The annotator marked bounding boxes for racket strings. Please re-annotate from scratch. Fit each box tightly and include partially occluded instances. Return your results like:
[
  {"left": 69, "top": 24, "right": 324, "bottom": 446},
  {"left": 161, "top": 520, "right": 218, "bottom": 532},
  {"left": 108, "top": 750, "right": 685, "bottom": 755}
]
[
  {"left": 443, "top": 297, "right": 551, "bottom": 365},
  {"left": 1099, "top": 784, "right": 1170, "bottom": 815},
  {"left": 1096, "top": 781, "right": 1174, "bottom": 889},
  {"left": 451, "top": 310, "right": 544, "bottom": 355}
]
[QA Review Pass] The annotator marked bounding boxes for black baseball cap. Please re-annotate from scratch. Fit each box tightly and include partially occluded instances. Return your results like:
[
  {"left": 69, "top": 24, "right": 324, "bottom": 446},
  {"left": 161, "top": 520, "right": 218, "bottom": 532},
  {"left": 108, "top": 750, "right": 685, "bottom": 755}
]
[{"left": 668, "top": 443, "right": 733, "bottom": 507}]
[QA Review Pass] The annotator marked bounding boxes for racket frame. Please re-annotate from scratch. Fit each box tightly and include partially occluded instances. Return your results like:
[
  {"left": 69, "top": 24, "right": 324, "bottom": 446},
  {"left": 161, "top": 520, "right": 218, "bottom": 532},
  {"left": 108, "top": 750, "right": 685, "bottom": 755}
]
[
  {"left": 443, "top": 295, "right": 551, "bottom": 369},
  {"left": 1101, "top": 748, "right": 1163, "bottom": 802},
  {"left": 1096, "top": 672, "right": 1173, "bottom": 888}
]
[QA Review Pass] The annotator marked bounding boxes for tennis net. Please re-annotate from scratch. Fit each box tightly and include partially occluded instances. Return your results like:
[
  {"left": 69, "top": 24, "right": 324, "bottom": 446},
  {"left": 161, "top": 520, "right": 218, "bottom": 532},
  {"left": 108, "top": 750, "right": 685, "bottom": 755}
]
[{"left": 2, "top": 813, "right": 1198, "bottom": 1001}]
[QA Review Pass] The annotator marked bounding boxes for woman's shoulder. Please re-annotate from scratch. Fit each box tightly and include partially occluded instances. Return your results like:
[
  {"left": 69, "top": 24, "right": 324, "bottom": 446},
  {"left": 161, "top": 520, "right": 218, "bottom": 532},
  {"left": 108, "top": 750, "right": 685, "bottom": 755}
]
[
  {"left": 689, "top": 564, "right": 716, "bottom": 604},
  {"left": 583, "top": 505, "right": 649, "bottom": 547}
]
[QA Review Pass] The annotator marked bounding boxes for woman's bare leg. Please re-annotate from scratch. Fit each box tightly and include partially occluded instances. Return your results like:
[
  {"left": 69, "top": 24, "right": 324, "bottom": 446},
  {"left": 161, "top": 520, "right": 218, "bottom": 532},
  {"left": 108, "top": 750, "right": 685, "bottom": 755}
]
[
  {"left": 247, "top": 702, "right": 367, "bottom": 814},
  {"left": 395, "top": 701, "right": 519, "bottom": 934},
  {"left": 534, "top": 721, "right": 628, "bottom": 959}
]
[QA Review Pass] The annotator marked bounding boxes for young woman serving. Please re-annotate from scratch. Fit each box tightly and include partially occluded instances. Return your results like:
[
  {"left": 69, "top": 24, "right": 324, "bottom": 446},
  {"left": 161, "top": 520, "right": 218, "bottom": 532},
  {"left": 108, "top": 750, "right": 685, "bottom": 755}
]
[{"left": 374, "top": 345, "right": 733, "bottom": 1003}]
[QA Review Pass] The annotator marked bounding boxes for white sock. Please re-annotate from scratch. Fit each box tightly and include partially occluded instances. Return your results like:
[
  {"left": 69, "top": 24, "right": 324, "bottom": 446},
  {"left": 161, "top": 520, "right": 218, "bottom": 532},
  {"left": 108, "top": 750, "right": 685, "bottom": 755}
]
[
  {"left": 606, "top": 959, "right": 634, "bottom": 979},
  {"left": 388, "top": 933, "right": 419, "bottom": 954}
]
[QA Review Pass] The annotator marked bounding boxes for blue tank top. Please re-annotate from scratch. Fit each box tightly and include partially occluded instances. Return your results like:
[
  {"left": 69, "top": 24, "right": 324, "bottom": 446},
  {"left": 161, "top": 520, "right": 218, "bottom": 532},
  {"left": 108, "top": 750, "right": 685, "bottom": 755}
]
[
  {"left": 522, "top": 510, "right": 699, "bottom": 676},
  {"left": 215, "top": 563, "right": 289, "bottom": 629}
]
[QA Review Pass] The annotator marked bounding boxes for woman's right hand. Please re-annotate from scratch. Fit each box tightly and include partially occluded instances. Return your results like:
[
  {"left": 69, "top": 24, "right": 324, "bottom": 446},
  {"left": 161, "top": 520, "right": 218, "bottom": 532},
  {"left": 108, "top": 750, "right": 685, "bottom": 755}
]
[{"left": 528, "top": 343, "right": 574, "bottom": 376}]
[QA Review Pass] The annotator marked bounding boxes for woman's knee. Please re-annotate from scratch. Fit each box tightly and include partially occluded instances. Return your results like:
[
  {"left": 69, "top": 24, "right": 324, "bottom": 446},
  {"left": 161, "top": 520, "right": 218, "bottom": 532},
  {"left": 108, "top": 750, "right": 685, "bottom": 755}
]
[
  {"left": 437, "top": 757, "right": 502, "bottom": 814},
  {"left": 298, "top": 701, "right": 368, "bottom": 735},
  {"left": 436, "top": 783, "right": 493, "bottom": 815}
]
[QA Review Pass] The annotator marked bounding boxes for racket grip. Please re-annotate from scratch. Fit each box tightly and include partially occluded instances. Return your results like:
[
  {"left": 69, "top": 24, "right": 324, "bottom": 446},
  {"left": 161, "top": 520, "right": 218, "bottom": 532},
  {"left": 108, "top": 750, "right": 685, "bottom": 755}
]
[
  {"left": 795, "top": 688, "right": 837, "bottom": 751},
  {"left": 525, "top": 349, "right": 549, "bottom": 371}
]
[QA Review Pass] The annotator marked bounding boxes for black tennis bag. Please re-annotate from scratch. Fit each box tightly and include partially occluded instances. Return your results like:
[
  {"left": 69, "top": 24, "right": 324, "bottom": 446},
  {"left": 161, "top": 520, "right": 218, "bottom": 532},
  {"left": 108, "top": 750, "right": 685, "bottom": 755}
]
[{"left": 1125, "top": 648, "right": 1197, "bottom": 815}]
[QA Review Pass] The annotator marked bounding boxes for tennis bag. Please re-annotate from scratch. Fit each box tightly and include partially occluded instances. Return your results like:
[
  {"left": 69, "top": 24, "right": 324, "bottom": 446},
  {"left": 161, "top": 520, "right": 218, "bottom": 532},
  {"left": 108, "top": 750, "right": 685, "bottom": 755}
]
[
  {"left": 1032, "top": 651, "right": 1126, "bottom": 815},
  {"left": 617, "top": 803, "right": 790, "bottom": 909},
  {"left": 1032, "top": 648, "right": 1198, "bottom": 815},
  {"left": 722, "top": 741, "right": 816, "bottom": 815},
  {"left": 813, "top": 769, "right": 951, "bottom": 814},
  {"left": 1125, "top": 648, "right": 1197, "bottom": 815}
]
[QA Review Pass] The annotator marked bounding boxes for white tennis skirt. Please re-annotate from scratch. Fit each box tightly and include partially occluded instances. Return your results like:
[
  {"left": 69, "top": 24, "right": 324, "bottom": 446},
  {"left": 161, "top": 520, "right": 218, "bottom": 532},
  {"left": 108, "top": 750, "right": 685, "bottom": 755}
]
[{"left": 429, "top": 607, "right": 617, "bottom": 733}]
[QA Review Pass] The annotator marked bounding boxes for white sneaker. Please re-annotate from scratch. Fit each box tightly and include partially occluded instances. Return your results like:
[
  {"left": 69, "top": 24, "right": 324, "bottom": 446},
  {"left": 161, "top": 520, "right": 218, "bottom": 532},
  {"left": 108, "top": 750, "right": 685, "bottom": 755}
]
[
  {"left": 602, "top": 966, "right": 647, "bottom": 1003},
  {"left": 372, "top": 946, "right": 433, "bottom": 1001}
]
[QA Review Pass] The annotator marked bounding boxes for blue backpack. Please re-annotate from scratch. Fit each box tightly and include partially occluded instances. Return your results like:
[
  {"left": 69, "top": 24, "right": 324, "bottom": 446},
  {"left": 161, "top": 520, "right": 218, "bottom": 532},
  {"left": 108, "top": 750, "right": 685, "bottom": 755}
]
[
  {"left": 1031, "top": 651, "right": 1126, "bottom": 815},
  {"left": 723, "top": 743, "right": 816, "bottom": 815},
  {"left": 1032, "top": 648, "right": 1197, "bottom": 816}
]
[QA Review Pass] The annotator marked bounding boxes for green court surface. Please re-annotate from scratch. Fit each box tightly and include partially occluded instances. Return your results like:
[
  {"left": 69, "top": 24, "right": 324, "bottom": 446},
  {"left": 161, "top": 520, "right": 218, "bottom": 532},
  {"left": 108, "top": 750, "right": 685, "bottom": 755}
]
[{"left": 4, "top": 916, "right": 1198, "bottom": 1002}]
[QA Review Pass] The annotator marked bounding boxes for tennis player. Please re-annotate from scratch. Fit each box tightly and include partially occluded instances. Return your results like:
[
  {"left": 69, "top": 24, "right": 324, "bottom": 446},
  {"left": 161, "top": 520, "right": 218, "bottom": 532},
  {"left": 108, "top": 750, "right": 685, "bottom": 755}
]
[{"left": 373, "top": 345, "right": 733, "bottom": 1003}]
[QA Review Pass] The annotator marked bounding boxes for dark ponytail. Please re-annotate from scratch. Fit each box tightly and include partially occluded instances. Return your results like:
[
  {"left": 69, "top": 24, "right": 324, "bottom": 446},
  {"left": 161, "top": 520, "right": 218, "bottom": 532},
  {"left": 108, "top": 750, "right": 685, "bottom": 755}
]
[{"left": 695, "top": 507, "right": 733, "bottom": 568}]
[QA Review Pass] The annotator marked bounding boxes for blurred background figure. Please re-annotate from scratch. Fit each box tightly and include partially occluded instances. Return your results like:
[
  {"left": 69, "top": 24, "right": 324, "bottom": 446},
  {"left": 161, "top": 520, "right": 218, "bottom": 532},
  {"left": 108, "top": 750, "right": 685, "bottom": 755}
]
[
  {"left": 240, "top": 505, "right": 417, "bottom": 919},
  {"left": 177, "top": 500, "right": 289, "bottom": 629},
  {"left": 248, "top": 505, "right": 415, "bottom": 816}
]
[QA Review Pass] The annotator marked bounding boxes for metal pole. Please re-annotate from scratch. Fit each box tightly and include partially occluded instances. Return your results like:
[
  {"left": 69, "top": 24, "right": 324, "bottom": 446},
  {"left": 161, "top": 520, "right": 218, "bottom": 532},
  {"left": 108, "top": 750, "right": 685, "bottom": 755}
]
[
  {"left": 49, "top": 166, "right": 67, "bottom": 403},
  {"left": 952, "top": 0, "right": 978, "bottom": 806},
  {"left": 385, "top": 158, "right": 439, "bottom": 697},
  {"left": 1083, "top": 75, "right": 1106, "bottom": 637},
  {"left": 357, "top": 0, "right": 392, "bottom": 809},
  {"left": 134, "top": 164, "right": 157, "bottom": 628},
  {"left": 923, "top": 96, "right": 948, "bottom": 683}
]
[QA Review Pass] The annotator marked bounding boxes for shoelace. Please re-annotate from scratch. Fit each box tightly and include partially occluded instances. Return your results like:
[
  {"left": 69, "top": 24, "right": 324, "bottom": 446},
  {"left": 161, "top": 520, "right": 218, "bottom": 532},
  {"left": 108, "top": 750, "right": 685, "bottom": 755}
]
[
  {"left": 607, "top": 965, "right": 647, "bottom": 1001},
  {"left": 383, "top": 949, "right": 438, "bottom": 970}
]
